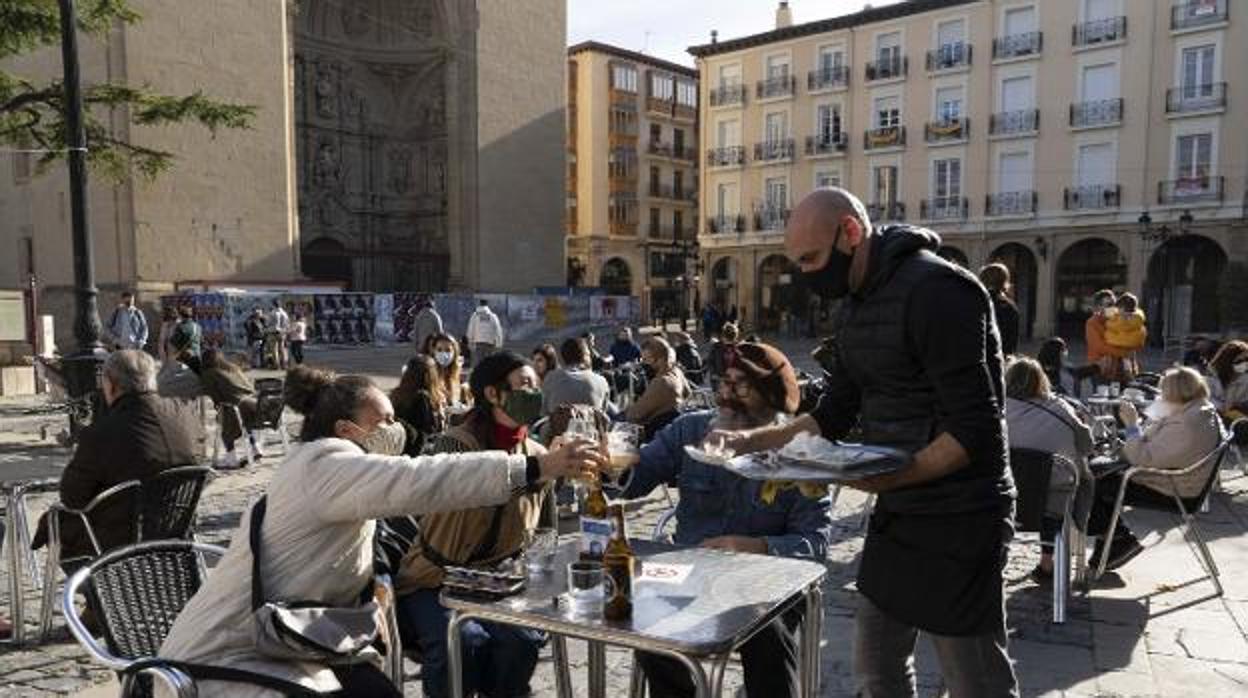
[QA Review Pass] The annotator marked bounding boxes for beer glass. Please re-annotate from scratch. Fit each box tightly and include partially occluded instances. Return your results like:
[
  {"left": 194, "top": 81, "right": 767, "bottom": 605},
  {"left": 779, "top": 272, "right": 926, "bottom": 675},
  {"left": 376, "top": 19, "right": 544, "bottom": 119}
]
[
  {"left": 605, "top": 423, "right": 642, "bottom": 478},
  {"left": 566, "top": 561, "right": 606, "bottom": 616},
  {"left": 523, "top": 527, "right": 558, "bottom": 575}
]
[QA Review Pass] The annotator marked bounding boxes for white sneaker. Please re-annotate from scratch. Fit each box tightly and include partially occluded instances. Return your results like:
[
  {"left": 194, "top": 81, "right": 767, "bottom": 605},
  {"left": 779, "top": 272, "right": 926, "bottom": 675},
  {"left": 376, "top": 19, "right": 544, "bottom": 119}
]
[{"left": 217, "top": 451, "right": 243, "bottom": 470}]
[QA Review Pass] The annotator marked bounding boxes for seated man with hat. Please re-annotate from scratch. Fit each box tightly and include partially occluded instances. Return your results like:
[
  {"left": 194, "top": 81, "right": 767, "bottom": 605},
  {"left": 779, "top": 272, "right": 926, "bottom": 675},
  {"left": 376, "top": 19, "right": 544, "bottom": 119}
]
[{"left": 615, "top": 342, "right": 833, "bottom": 698}]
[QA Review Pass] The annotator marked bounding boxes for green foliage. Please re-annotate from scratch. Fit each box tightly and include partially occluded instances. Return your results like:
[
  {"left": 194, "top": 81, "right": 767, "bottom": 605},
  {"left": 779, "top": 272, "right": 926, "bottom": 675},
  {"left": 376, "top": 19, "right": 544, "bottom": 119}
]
[{"left": 0, "top": 0, "right": 255, "bottom": 181}]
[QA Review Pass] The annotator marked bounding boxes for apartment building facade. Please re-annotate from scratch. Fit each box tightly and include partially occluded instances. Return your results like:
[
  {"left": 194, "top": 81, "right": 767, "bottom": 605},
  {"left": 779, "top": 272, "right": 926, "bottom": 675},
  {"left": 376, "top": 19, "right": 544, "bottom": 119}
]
[
  {"left": 567, "top": 43, "right": 700, "bottom": 321},
  {"left": 692, "top": 0, "right": 1246, "bottom": 343}
]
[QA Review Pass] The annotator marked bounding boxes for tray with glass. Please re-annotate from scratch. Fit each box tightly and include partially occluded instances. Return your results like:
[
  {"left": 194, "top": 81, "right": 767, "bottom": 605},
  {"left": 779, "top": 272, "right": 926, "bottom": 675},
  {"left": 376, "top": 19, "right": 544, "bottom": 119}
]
[{"left": 685, "top": 432, "right": 912, "bottom": 483}]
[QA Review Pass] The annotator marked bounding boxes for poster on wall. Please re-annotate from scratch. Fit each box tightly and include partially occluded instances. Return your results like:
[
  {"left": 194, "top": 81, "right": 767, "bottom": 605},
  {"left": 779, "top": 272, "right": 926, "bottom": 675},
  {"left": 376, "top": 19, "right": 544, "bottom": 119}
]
[
  {"left": 503, "top": 296, "right": 546, "bottom": 342},
  {"left": 313, "top": 293, "right": 375, "bottom": 345},
  {"left": 373, "top": 294, "right": 395, "bottom": 344},
  {"left": 544, "top": 297, "right": 568, "bottom": 330},
  {"left": 282, "top": 295, "right": 315, "bottom": 342},
  {"left": 161, "top": 293, "right": 230, "bottom": 350},
  {"left": 391, "top": 293, "right": 422, "bottom": 344}
]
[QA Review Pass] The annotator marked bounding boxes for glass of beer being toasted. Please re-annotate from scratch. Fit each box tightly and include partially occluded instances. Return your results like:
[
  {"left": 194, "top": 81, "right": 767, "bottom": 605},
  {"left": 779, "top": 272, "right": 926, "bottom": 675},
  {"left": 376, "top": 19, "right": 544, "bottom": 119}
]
[{"left": 605, "top": 423, "right": 642, "bottom": 479}]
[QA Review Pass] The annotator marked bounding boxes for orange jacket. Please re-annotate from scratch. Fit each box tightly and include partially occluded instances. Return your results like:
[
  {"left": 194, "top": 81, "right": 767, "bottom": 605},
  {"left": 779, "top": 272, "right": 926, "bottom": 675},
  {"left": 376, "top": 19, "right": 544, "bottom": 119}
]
[{"left": 1086, "top": 315, "right": 1130, "bottom": 362}]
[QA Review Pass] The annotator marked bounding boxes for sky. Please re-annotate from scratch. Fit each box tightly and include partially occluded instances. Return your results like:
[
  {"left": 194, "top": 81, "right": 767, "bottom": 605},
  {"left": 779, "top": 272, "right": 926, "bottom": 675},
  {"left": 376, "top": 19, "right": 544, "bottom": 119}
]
[{"left": 568, "top": 0, "right": 906, "bottom": 67}]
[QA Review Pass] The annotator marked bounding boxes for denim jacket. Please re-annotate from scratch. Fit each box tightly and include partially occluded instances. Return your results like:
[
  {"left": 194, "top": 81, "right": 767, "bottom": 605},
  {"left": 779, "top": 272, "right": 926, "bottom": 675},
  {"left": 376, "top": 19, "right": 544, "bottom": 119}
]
[{"left": 620, "top": 411, "right": 832, "bottom": 560}]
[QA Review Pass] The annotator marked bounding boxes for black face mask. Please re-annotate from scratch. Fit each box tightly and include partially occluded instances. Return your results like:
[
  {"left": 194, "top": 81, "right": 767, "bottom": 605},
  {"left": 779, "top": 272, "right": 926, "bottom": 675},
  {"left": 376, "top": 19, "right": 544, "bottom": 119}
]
[{"left": 801, "top": 224, "right": 854, "bottom": 300}]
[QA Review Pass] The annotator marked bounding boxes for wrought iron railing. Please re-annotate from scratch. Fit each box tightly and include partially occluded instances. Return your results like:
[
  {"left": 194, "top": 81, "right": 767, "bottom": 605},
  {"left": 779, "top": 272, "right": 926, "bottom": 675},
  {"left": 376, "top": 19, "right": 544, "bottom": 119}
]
[
  {"left": 1073, "top": 16, "right": 1127, "bottom": 46},
  {"left": 805, "top": 133, "right": 848, "bottom": 156},
  {"left": 865, "top": 55, "right": 908, "bottom": 81},
  {"left": 709, "top": 84, "right": 747, "bottom": 107},
  {"left": 753, "top": 139, "right": 796, "bottom": 162},
  {"left": 921, "top": 197, "right": 968, "bottom": 220},
  {"left": 925, "top": 118, "right": 968, "bottom": 142},
  {"left": 864, "top": 126, "right": 906, "bottom": 150},
  {"left": 989, "top": 109, "right": 1039, "bottom": 135},
  {"left": 1158, "top": 176, "right": 1224, "bottom": 204},
  {"left": 986, "top": 191, "right": 1038, "bottom": 216},
  {"left": 1070, "top": 98, "right": 1123, "bottom": 128},
  {"left": 1064, "top": 184, "right": 1121, "bottom": 210},
  {"left": 1171, "top": 0, "right": 1227, "bottom": 30},
  {"left": 807, "top": 66, "right": 850, "bottom": 91},
  {"left": 756, "top": 75, "right": 796, "bottom": 100},
  {"left": 926, "top": 43, "right": 972, "bottom": 71},
  {"left": 706, "top": 146, "right": 746, "bottom": 167},
  {"left": 1166, "top": 83, "right": 1227, "bottom": 113},
  {"left": 992, "top": 32, "right": 1042, "bottom": 59}
]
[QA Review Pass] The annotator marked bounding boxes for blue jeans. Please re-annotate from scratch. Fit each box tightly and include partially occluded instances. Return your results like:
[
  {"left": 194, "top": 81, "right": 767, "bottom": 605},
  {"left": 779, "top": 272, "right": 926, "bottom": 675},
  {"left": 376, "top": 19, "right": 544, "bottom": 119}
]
[{"left": 398, "top": 588, "right": 545, "bottom": 698}]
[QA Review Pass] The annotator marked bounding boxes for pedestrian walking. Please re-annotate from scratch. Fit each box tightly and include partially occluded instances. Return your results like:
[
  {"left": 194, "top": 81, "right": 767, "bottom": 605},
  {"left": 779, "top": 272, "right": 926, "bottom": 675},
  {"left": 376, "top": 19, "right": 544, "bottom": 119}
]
[
  {"left": 409, "top": 294, "right": 444, "bottom": 354},
  {"left": 244, "top": 308, "right": 266, "bottom": 368},
  {"left": 170, "top": 306, "right": 203, "bottom": 373},
  {"left": 105, "top": 291, "right": 148, "bottom": 351},
  {"left": 268, "top": 300, "right": 290, "bottom": 368},
  {"left": 287, "top": 312, "right": 307, "bottom": 365},
  {"left": 465, "top": 299, "right": 504, "bottom": 368}
]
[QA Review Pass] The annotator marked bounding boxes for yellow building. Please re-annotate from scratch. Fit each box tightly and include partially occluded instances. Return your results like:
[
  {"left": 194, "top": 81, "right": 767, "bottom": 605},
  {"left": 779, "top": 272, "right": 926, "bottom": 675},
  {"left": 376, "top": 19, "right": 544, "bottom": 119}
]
[
  {"left": 691, "top": 0, "right": 1247, "bottom": 345},
  {"left": 566, "top": 42, "right": 700, "bottom": 322}
]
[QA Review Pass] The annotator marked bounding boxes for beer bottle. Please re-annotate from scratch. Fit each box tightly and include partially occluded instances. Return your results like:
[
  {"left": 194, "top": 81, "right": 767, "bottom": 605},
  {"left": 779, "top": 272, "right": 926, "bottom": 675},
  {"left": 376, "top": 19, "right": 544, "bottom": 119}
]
[
  {"left": 603, "top": 503, "right": 635, "bottom": 621},
  {"left": 579, "top": 478, "right": 611, "bottom": 561}
]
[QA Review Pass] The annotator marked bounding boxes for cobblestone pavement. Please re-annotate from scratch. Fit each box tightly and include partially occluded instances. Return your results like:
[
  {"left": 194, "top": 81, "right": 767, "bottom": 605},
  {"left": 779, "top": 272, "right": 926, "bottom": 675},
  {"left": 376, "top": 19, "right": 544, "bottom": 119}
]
[{"left": 1, "top": 343, "right": 1246, "bottom": 697}]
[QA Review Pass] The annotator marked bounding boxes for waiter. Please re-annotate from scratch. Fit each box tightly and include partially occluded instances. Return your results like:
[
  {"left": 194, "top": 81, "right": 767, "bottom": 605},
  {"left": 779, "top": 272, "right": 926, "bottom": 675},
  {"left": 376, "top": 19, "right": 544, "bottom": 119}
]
[{"left": 713, "top": 188, "right": 1018, "bottom": 697}]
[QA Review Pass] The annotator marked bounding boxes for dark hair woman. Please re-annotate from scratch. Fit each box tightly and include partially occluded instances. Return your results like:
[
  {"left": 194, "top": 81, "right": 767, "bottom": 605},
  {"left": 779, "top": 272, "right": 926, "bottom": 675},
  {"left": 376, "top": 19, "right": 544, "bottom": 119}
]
[
  {"left": 391, "top": 355, "right": 447, "bottom": 455},
  {"left": 157, "top": 365, "right": 604, "bottom": 698},
  {"left": 531, "top": 343, "right": 559, "bottom": 384}
]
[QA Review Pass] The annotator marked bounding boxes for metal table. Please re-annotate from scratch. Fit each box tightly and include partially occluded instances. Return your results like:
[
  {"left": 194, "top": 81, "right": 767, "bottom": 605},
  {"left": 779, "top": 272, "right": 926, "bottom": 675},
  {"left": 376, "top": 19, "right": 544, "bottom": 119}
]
[
  {"left": 1, "top": 462, "right": 64, "bottom": 645},
  {"left": 443, "top": 540, "right": 827, "bottom": 698}
]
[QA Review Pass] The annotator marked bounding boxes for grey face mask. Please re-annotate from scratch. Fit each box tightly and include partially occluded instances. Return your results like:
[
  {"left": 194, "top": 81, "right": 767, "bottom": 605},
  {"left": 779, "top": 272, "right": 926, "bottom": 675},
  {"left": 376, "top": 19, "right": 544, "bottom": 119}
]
[{"left": 355, "top": 421, "right": 406, "bottom": 456}]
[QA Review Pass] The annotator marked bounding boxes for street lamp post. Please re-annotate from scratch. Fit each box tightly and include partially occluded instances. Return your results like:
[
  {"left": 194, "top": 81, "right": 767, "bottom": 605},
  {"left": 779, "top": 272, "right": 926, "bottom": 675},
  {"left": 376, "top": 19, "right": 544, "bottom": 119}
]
[{"left": 58, "top": 0, "right": 107, "bottom": 422}]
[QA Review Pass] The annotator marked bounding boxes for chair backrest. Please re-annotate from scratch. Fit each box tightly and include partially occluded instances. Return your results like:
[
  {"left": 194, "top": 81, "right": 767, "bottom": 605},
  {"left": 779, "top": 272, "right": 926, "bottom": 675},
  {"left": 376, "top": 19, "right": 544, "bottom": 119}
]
[
  {"left": 1007, "top": 448, "right": 1066, "bottom": 532},
  {"left": 1229, "top": 418, "right": 1248, "bottom": 448},
  {"left": 139, "top": 466, "right": 213, "bottom": 542},
  {"left": 59, "top": 480, "right": 144, "bottom": 557},
  {"left": 66, "top": 541, "right": 225, "bottom": 663},
  {"left": 253, "top": 377, "right": 284, "bottom": 395},
  {"left": 1190, "top": 432, "right": 1235, "bottom": 504},
  {"left": 251, "top": 391, "right": 286, "bottom": 429}
]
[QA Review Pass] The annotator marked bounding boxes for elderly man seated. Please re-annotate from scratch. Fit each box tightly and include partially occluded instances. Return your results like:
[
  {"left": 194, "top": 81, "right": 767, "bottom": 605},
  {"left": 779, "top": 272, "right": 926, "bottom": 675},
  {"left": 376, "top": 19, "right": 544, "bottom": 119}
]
[
  {"left": 33, "top": 350, "right": 202, "bottom": 571},
  {"left": 615, "top": 342, "right": 833, "bottom": 698}
]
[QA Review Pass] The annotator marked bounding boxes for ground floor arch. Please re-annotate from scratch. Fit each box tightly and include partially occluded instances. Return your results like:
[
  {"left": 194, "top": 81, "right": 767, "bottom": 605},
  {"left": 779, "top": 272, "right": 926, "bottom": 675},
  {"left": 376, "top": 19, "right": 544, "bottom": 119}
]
[
  {"left": 1144, "top": 235, "right": 1228, "bottom": 341},
  {"left": 1056, "top": 238, "right": 1127, "bottom": 340},
  {"left": 302, "top": 237, "right": 353, "bottom": 287},
  {"left": 599, "top": 257, "right": 633, "bottom": 296},
  {"left": 756, "top": 254, "right": 802, "bottom": 333},
  {"left": 988, "top": 242, "right": 1038, "bottom": 342},
  {"left": 709, "top": 256, "right": 740, "bottom": 316}
]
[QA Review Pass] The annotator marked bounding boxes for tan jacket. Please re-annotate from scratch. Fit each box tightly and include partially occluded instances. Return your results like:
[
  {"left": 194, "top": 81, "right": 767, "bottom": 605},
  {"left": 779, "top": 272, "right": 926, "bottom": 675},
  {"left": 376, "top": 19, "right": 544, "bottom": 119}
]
[
  {"left": 1123, "top": 399, "right": 1225, "bottom": 499},
  {"left": 395, "top": 423, "right": 547, "bottom": 595},
  {"left": 158, "top": 438, "right": 527, "bottom": 698},
  {"left": 625, "top": 366, "right": 689, "bottom": 425}
]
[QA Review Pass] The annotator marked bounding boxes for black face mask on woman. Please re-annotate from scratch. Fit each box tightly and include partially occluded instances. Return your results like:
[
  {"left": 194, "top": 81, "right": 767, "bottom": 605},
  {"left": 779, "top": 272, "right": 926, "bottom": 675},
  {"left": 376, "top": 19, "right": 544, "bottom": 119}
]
[{"left": 801, "top": 223, "right": 855, "bottom": 300}]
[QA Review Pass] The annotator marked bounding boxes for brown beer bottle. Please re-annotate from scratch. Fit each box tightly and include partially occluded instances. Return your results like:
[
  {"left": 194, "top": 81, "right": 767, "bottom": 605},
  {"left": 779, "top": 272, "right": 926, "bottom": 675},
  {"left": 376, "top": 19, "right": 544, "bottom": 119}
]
[
  {"left": 579, "top": 479, "right": 610, "bottom": 561},
  {"left": 603, "top": 503, "right": 635, "bottom": 621}
]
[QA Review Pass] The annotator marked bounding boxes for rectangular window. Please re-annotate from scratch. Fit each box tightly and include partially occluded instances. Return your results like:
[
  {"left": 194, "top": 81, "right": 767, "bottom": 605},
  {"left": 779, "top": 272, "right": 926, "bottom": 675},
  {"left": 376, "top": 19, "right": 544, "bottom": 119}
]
[
  {"left": 649, "top": 207, "right": 661, "bottom": 231},
  {"left": 877, "top": 31, "right": 901, "bottom": 64},
  {"left": 650, "top": 123, "right": 662, "bottom": 142},
  {"left": 718, "top": 64, "right": 741, "bottom": 88},
  {"left": 1077, "top": 143, "right": 1115, "bottom": 186},
  {"left": 766, "top": 55, "right": 791, "bottom": 80},
  {"left": 764, "top": 111, "right": 788, "bottom": 143},
  {"left": 817, "top": 46, "right": 845, "bottom": 73},
  {"left": 936, "top": 19, "right": 966, "bottom": 66},
  {"left": 674, "top": 210, "right": 684, "bottom": 234},
  {"left": 676, "top": 80, "right": 697, "bottom": 107},
  {"left": 874, "top": 165, "right": 898, "bottom": 203},
  {"left": 874, "top": 96, "right": 901, "bottom": 128},
  {"left": 1001, "top": 76, "right": 1033, "bottom": 111},
  {"left": 999, "top": 151, "right": 1032, "bottom": 192},
  {"left": 674, "top": 170, "right": 684, "bottom": 197},
  {"left": 1182, "top": 45, "right": 1216, "bottom": 99},
  {"left": 1004, "top": 6, "right": 1037, "bottom": 35},
  {"left": 1084, "top": 0, "right": 1115, "bottom": 21},
  {"left": 765, "top": 177, "right": 788, "bottom": 210},
  {"left": 717, "top": 182, "right": 739, "bottom": 217},
  {"left": 717, "top": 119, "right": 740, "bottom": 148},
  {"left": 611, "top": 63, "right": 638, "bottom": 92},
  {"left": 815, "top": 170, "right": 841, "bottom": 189},
  {"left": 1176, "top": 133, "right": 1213, "bottom": 179},
  {"left": 649, "top": 166, "right": 660, "bottom": 190},
  {"left": 933, "top": 158, "right": 962, "bottom": 197},
  {"left": 650, "top": 73, "right": 674, "bottom": 101},
  {"left": 816, "top": 104, "right": 842, "bottom": 141},
  {"left": 673, "top": 128, "right": 685, "bottom": 152},
  {"left": 1081, "top": 63, "right": 1117, "bottom": 101},
  {"left": 935, "top": 87, "right": 963, "bottom": 122}
]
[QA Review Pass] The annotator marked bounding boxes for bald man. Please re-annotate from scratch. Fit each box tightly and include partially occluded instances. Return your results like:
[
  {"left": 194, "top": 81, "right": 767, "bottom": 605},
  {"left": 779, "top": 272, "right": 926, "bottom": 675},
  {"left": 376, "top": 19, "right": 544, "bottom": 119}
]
[{"left": 712, "top": 188, "right": 1018, "bottom": 697}]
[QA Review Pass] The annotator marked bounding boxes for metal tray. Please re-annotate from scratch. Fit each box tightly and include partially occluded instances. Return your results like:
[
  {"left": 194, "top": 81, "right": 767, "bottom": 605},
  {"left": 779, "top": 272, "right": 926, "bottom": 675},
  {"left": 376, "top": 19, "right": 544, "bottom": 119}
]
[{"left": 722, "top": 443, "right": 912, "bottom": 483}]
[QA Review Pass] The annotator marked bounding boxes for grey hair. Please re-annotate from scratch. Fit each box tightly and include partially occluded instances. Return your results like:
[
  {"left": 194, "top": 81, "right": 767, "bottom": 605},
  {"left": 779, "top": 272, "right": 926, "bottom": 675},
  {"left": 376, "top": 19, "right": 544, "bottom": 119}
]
[{"left": 103, "top": 349, "right": 158, "bottom": 395}]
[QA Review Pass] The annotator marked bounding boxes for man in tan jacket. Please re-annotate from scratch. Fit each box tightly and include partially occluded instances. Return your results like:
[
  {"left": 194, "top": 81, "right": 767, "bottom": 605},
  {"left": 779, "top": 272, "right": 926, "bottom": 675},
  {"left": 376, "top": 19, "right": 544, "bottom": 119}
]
[{"left": 388, "top": 352, "right": 547, "bottom": 698}]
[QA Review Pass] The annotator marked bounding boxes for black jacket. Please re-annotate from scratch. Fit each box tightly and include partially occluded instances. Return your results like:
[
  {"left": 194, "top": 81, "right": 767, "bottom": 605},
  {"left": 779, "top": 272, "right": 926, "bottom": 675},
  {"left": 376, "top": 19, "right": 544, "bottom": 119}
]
[
  {"left": 991, "top": 292, "right": 1021, "bottom": 356},
  {"left": 811, "top": 224, "right": 1014, "bottom": 635},
  {"left": 33, "top": 392, "right": 202, "bottom": 561}
]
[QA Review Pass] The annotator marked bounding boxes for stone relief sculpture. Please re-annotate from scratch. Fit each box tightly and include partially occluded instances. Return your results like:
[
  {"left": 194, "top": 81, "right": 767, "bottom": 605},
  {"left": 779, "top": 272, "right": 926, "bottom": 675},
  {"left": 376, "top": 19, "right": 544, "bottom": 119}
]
[
  {"left": 388, "top": 148, "right": 412, "bottom": 194},
  {"left": 315, "top": 63, "right": 338, "bottom": 118},
  {"left": 341, "top": 1, "right": 373, "bottom": 38},
  {"left": 313, "top": 140, "right": 343, "bottom": 188}
]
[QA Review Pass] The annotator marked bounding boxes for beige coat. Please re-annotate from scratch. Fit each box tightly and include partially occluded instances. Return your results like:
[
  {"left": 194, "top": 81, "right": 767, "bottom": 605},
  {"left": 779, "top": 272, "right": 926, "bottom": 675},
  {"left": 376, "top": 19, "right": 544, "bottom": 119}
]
[
  {"left": 1123, "top": 400, "right": 1225, "bottom": 499},
  {"left": 158, "top": 438, "right": 527, "bottom": 697}
]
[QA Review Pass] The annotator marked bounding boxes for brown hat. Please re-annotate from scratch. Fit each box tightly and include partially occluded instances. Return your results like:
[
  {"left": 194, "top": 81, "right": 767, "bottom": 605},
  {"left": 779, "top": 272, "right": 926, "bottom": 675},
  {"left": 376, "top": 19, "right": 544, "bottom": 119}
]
[{"left": 733, "top": 342, "right": 800, "bottom": 414}]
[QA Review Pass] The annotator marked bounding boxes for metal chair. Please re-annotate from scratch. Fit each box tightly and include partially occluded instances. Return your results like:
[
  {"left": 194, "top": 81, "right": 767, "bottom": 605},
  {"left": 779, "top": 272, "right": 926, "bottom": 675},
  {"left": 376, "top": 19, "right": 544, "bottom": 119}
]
[
  {"left": 63, "top": 540, "right": 225, "bottom": 698},
  {"left": 211, "top": 403, "right": 257, "bottom": 465},
  {"left": 39, "top": 467, "right": 213, "bottom": 639},
  {"left": 1091, "top": 431, "right": 1234, "bottom": 596},
  {"left": 1008, "top": 448, "right": 1084, "bottom": 624},
  {"left": 251, "top": 379, "right": 290, "bottom": 455}
]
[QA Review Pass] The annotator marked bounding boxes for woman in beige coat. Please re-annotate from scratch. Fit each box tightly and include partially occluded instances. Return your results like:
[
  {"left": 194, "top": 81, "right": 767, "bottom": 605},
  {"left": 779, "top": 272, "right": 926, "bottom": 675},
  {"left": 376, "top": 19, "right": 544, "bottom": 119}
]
[
  {"left": 1085, "top": 366, "right": 1226, "bottom": 572},
  {"left": 157, "top": 366, "right": 604, "bottom": 697}
]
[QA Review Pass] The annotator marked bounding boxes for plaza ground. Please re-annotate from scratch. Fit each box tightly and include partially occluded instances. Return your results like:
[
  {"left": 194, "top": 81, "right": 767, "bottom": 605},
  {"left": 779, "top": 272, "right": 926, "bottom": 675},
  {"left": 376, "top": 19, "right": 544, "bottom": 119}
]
[{"left": 1, "top": 340, "right": 1247, "bottom": 697}]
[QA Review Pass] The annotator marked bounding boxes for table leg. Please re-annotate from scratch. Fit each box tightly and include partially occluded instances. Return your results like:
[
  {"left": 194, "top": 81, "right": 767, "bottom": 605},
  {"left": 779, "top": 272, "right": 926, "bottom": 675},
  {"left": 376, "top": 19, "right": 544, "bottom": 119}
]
[
  {"left": 588, "top": 639, "right": 607, "bottom": 698},
  {"left": 550, "top": 634, "right": 574, "bottom": 698},
  {"left": 446, "top": 611, "right": 467, "bottom": 698},
  {"left": 708, "top": 656, "right": 730, "bottom": 696},
  {"left": 803, "top": 585, "right": 824, "bottom": 697},
  {"left": 661, "top": 651, "right": 710, "bottom": 698},
  {"left": 6, "top": 491, "right": 25, "bottom": 645}
]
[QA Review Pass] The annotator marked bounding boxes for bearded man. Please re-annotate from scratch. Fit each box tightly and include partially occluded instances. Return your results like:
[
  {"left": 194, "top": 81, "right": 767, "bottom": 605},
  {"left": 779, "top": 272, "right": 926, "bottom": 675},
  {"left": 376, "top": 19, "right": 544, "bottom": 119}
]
[{"left": 615, "top": 341, "right": 832, "bottom": 698}]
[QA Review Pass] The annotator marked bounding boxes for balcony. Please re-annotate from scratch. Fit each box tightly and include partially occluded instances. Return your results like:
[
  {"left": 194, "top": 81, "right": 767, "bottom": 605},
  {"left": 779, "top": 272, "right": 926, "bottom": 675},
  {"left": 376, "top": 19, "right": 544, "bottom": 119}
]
[
  {"left": 1166, "top": 83, "right": 1228, "bottom": 114},
  {"left": 986, "top": 191, "right": 1038, "bottom": 217},
  {"left": 1070, "top": 98, "right": 1123, "bottom": 128},
  {"left": 1158, "top": 176, "right": 1224, "bottom": 205},
  {"left": 708, "top": 214, "right": 746, "bottom": 234},
  {"left": 609, "top": 88, "right": 638, "bottom": 109},
  {"left": 864, "top": 126, "right": 906, "bottom": 150},
  {"left": 648, "top": 183, "right": 696, "bottom": 203},
  {"left": 805, "top": 132, "right": 848, "bottom": 156},
  {"left": 993, "top": 32, "right": 1043, "bottom": 60},
  {"left": 926, "top": 43, "right": 972, "bottom": 71},
  {"left": 1064, "top": 184, "right": 1121, "bottom": 211},
  {"left": 865, "top": 56, "right": 908, "bottom": 82},
  {"left": 1172, "top": 0, "right": 1227, "bottom": 30},
  {"left": 674, "top": 103, "right": 697, "bottom": 121},
  {"left": 754, "top": 139, "right": 796, "bottom": 162},
  {"left": 756, "top": 74, "right": 796, "bottom": 100},
  {"left": 989, "top": 109, "right": 1039, "bottom": 136},
  {"left": 706, "top": 146, "right": 746, "bottom": 167},
  {"left": 807, "top": 66, "right": 850, "bottom": 91},
  {"left": 609, "top": 221, "right": 639, "bottom": 237},
  {"left": 647, "top": 141, "right": 697, "bottom": 161},
  {"left": 609, "top": 173, "right": 637, "bottom": 193},
  {"left": 709, "top": 84, "right": 747, "bottom": 108},
  {"left": 925, "top": 118, "right": 969, "bottom": 143},
  {"left": 1073, "top": 16, "right": 1127, "bottom": 47},
  {"left": 647, "top": 96, "right": 675, "bottom": 116},
  {"left": 647, "top": 223, "right": 675, "bottom": 239},
  {"left": 753, "top": 206, "right": 790, "bottom": 231},
  {"left": 866, "top": 202, "right": 906, "bottom": 222},
  {"left": 921, "top": 197, "right": 968, "bottom": 221}
]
